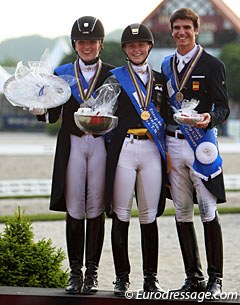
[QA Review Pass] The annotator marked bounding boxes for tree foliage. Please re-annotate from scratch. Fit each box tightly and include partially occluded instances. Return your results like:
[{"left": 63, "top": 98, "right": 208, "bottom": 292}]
[
  {"left": 0, "top": 58, "right": 17, "bottom": 67},
  {"left": 219, "top": 43, "right": 240, "bottom": 102},
  {"left": 0, "top": 207, "right": 68, "bottom": 287},
  {"left": 60, "top": 41, "right": 125, "bottom": 67},
  {"left": 101, "top": 41, "right": 125, "bottom": 66}
]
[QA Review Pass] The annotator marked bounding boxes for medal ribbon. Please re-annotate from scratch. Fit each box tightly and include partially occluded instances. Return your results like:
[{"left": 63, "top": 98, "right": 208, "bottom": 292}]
[
  {"left": 126, "top": 61, "right": 153, "bottom": 111},
  {"left": 172, "top": 45, "right": 203, "bottom": 93},
  {"left": 74, "top": 59, "right": 102, "bottom": 101},
  {"left": 111, "top": 66, "right": 166, "bottom": 161}
]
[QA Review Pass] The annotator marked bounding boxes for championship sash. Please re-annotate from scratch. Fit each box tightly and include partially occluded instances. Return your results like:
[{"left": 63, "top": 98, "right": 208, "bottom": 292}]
[
  {"left": 111, "top": 66, "right": 166, "bottom": 161},
  {"left": 54, "top": 63, "right": 82, "bottom": 104},
  {"left": 161, "top": 54, "right": 222, "bottom": 180},
  {"left": 55, "top": 60, "right": 101, "bottom": 105}
]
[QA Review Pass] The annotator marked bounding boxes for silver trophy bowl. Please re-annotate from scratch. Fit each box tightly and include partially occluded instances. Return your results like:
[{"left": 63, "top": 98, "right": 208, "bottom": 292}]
[{"left": 74, "top": 113, "right": 118, "bottom": 135}]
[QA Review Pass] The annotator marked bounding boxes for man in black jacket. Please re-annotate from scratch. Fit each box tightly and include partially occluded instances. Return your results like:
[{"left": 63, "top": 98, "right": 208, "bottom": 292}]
[{"left": 161, "top": 8, "right": 230, "bottom": 298}]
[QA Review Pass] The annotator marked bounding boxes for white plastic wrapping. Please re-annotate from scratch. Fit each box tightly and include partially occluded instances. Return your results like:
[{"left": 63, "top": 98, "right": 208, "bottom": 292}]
[
  {"left": 3, "top": 50, "right": 71, "bottom": 108},
  {"left": 173, "top": 98, "right": 203, "bottom": 126},
  {"left": 74, "top": 80, "right": 120, "bottom": 135}
]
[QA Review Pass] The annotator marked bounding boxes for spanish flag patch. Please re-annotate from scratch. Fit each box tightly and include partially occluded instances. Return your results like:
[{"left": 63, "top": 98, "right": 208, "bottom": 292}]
[{"left": 192, "top": 81, "right": 199, "bottom": 91}]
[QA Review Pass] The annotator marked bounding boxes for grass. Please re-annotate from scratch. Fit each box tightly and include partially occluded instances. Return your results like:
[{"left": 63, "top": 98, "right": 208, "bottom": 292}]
[{"left": 0, "top": 206, "right": 240, "bottom": 223}]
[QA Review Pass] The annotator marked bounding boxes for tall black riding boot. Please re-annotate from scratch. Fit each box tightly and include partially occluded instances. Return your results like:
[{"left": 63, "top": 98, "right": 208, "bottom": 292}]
[
  {"left": 172, "top": 221, "right": 206, "bottom": 293},
  {"left": 141, "top": 220, "right": 164, "bottom": 292},
  {"left": 204, "top": 213, "right": 223, "bottom": 298},
  {"left": 65, "top": 214, "right": 84, "bottom": 294},
  {"left": 112, "top": 215, "right": 130, "bottom": 297},
  {"left": 82, "top": 213, "right": 105, "bottom": 295}
]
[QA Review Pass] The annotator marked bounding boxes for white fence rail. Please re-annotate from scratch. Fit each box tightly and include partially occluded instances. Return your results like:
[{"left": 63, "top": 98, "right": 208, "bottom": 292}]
[
  {"left": 0, "top": 175, "right": 239, "bottom": 198},
  {"left": 0, "top": 179, "right": 51, "bottom": 198},
  {"left": 224, "top": 175, "right": 240, "bottom": 191}
]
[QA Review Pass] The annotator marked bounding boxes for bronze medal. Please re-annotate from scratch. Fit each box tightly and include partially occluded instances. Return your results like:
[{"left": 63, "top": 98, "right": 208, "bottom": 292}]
[
  {"left": 80, "top": 102, "right": 89, "bottom": 108},
  {"left": 141, "top": 110, "right": 150, "bottom": 121},
  {"left": 175, "top": 91, "right": 184, "bottom": 102}
]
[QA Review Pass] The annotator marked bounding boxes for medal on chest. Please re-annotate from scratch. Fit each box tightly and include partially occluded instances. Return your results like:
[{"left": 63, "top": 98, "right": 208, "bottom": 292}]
[
  {"left": 175, "top": 91, "right": 184, "bottom": 102},
  {"left": 127, "top": 61, "right": 153, "bottom": 121},
  {"left": 172, "top": 46, "right": 203, "bottom": 104},
  {"left": 74, "top": 60, "right": 102, "bottom": 103},
  {"left": 141, "top": 110, "right": 151, "bottom": 120}
]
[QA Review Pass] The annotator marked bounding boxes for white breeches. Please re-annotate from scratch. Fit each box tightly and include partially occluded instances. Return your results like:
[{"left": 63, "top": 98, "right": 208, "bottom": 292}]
[
  {"left": 113, "top": 137, "right": 162, "bottom": 224},
  {"left": 166, "top": 136, "right": 217, "bottom": 223},
  {"left": 65, "top": 134, "right": 106, "bottom": 220}
]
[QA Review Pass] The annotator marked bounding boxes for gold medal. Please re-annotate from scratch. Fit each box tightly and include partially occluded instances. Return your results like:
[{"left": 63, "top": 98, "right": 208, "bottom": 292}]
[
  {"left": 175, "top": 91, "right": 184, "bottom": 102},
  {"left": 141, "top": 110, "right": 150, "bottom": 120}
]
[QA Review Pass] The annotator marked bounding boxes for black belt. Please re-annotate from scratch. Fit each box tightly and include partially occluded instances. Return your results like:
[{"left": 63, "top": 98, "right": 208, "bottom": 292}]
[
  {"left": 126, "top": 134, "right": 149, "bottom": 140},
  {"left": 166, "top": 130, "right": 185, "bottom": 139}
]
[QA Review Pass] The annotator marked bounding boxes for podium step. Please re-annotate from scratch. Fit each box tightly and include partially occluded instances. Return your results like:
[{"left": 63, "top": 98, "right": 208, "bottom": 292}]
[{"left": 0, "top": 286, "right": 239, "bottom": 305}]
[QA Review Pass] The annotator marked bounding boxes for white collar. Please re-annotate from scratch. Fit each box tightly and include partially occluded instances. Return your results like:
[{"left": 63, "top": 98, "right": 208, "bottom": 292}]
[
  {"left": 176, "top": 44, "right": 198, "bottom": 64},
  {"left": 132, "top": 63, "right": 148, "bottom": 75},
  {"left": 78, "top": 58, "right": 98, "bottom": 73}
]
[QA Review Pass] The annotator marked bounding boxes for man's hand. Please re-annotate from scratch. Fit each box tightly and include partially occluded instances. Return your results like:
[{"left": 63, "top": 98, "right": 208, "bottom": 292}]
[{"left": 194, "top": 113, "right": 211, "bottom": 129}]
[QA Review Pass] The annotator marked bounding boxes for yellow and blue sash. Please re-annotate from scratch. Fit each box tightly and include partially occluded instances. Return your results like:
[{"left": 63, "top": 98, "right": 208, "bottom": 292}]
[
  {"left": 111, "top": 66, "right": 166, "bottom": 161},
  {"left": 161, "top": 55, "right": 222, "bottom": 180},
  {"left": 54, "top": 60, "right": 100, "bottom": 105}
]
